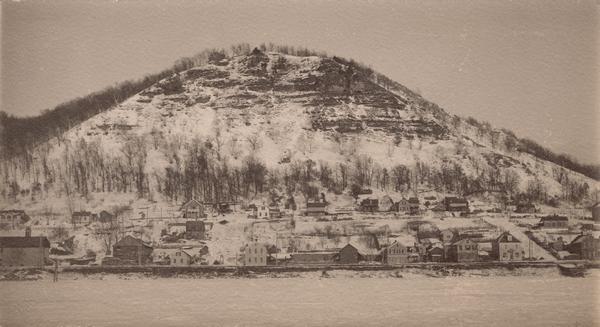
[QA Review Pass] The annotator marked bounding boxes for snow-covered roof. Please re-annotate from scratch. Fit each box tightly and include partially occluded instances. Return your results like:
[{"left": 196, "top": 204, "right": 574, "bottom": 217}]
[{"left": 347, "top": 242, "right": 380, "bottom": 255}]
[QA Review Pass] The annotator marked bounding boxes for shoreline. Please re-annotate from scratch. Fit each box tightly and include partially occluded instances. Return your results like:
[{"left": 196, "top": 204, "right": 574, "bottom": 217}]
[{"left": 2, "top": 261, "right": 598, "bottom": 281}]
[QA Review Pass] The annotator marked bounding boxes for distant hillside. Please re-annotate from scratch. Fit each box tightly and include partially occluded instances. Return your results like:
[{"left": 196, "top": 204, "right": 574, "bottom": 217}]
[{"left": 0, "top": 44, "right": 597, "bottom": 209}]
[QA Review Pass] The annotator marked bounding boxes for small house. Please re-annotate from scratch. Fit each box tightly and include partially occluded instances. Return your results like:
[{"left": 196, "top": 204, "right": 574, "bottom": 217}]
[
  {"left": 447, "top": 237, "right": 479, "bottom": 262},
  {"left": 443, "top": 197, "right": 469, "bottom": 212},
  {"left": 242, "top": 242, "right": 268, "bottom": 266},
  {"left": 0, "top": 229, "right": 50, "bottom": 267},
  {"left": 395, "top": 198, "right": 410, "bottom": 214},
  {"left": 185, "top": 221, "right": 205, "bottom": 240},
  {"left": 305, "top": 201, "right": 328, "bottom": 217},
  {"left": 72, "top": 211, "right": 95, "bottom": 226},
  {"left": 112, "top": 235, "right": 153, "bottom": 265},
  {"left": 408, "top": 197, "right": 420, "bottom": 215},
  {"left": 539, "top": 215, "right": 569, "bottom": 229},
  {"left": 180, "top": 199, "right": 206, "bottom": 219},
  {"left": 378, "top": 195, "right": 394, "bottom": 212},
  {"left": 170, "top": 249, "right": 193, "bottom": 266},
  {"left": 359, "top": 198, "right": 379, "bottom": 212},
  {"left": 427, "top": 245, "right": 445, "bottom": 262},
  {"left": 338, "top": 242, "right": 380, "bottom": 264},
  {"left": 0, "top": 210, "right": 30, "bottom": 229},
  {"left": 269, "top": 205, "right": 283, "bottom": 219},
  {"left": 256, "top": 205, "right": 270, "bottom": 219},
  {"left": 492, "top": 232, "right": 525, "bottom": 261}
]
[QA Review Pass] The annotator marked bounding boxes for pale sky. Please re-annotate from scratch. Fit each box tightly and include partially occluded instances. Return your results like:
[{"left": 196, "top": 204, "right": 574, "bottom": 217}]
[{"left": 1, "top": 0, "right": 598, "bottom": 163}]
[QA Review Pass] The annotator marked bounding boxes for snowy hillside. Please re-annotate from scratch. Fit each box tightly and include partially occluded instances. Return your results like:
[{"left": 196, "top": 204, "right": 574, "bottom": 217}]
[{"left": 0, "top": 49, "right": 597, "bottom": 211}]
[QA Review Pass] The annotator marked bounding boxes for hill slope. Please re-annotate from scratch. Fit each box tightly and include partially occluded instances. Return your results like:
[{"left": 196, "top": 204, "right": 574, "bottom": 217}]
[{"left": 0, "top": 49, "right": 597, "bottom": 211}]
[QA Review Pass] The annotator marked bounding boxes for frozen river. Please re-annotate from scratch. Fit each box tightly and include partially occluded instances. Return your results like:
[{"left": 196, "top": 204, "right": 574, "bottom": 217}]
[{"left": 1, "top": 273, "right": 598, "bottom": 327}]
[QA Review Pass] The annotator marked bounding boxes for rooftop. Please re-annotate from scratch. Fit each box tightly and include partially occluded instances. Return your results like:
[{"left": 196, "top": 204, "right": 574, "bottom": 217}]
[{"left": 0, "top": 236, "right": 50, "bottom": 248}]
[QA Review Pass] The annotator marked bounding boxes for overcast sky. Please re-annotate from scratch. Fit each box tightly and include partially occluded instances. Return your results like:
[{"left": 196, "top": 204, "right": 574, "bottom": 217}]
[{"left": 1, "top": 0, "right": 598, "bottom": 163}]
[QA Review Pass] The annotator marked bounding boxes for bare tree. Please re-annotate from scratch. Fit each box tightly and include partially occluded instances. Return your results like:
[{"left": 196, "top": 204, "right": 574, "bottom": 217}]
[{"left": 246, "top": 132, "right": 263, "bottom": 152}]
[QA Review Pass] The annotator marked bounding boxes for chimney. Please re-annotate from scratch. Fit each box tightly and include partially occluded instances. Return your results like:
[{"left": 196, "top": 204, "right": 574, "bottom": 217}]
[{"left": 25, "top": 226, "right": 32, "bottom": 237}]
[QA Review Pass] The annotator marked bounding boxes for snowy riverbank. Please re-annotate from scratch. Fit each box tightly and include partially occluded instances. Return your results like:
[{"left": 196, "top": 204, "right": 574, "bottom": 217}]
[{"left": 2, "top": 265, "right": 596, "bottom": 282}]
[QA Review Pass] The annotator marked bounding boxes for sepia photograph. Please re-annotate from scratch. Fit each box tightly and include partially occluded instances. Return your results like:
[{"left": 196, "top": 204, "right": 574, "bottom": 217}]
[{"left": 0, "top": 0, "right": 598, "bottom": 326}]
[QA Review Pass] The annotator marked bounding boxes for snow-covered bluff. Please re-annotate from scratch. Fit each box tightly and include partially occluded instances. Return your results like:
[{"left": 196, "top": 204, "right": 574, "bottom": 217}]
[{"left": 1, "top": 50, "right": 597, "bottom": 205}]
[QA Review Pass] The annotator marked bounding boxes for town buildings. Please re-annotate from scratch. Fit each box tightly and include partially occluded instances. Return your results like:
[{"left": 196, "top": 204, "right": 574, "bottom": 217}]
[
  {"left": 112, "top": 235, "right": 153, "bottom": 265},
  {"left": 0, "top": 228, "right": 50, "bottom": 267},
  {"left": 492, "top": 232, "right": 525, "bottom": 261}
]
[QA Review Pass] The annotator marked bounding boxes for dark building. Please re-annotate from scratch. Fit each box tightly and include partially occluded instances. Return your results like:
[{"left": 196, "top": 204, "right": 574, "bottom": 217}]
[
  {"left": 408, "top": 197, "right": 420, "bottom": 215},
  {"left": 185, "top": 221, "right": 205, "bottom": 240},
  {"left": 338, "top": 244, "right": 360, "bottom": 264},
  {"left": 359, "top": 199, "right": 379, "bottom": 212},
  {"left": 305, "top": 202, "right": 328, "bottom": 216},
  {"left": 443, "top": 197, "right": 469, "bottom": 212},
  {"left": 427, "top": 246, "right": 445, "bottom": 262},
  {"left": 285, "top": 196, "right": 297, "bottom": 211},
  {"left": 515, "top": 202, "right": 537, "bottom": 214},
  {"left": 539, "top": 215, "right": 569, "bottom": 229},
  {"left": 338, "top": 243, "right": 380, "bottom": 264},
  {"left": 112, "top": 235, "right": 153, "bottom": 265},
  {"left": 0, "top": 229, "right": 50, "bottom": 267},
  {"left": 591, "top": 203, "right": 600, "bottom": 222},
  {"left": 97, "top": 210, "right": 114, "bottom": 224},
  {"left": 566, "top": 234, "right": 600, "bottom": 261}
]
